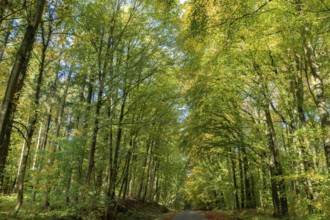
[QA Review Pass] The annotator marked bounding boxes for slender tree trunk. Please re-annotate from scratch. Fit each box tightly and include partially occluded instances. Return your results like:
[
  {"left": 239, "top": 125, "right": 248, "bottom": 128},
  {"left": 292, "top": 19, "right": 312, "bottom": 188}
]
[
  {"left": 138, "top": 140, "right": 151, "bottom": 200},
  {"left": 154, "top": 159, "right": 160, "bottom": 203},
  {"left": 0, "top": 0, "right": 46, "bottom": 187},
  {"left": 105, "top": 95, "right": 126, "bottom": 220},
  {"left": 122, "top": 138, "right": 134, "bottom": 200},
  {"left": 31, "top": 123, "right": 43, "bottom": 201},
  {"left": 85, "top": 30, "right": 114, "bottom": 187},
  {"left": 14, "top": 20, "right": 51, "bottom": 213},
  {"left": 265, "top": 106, "right": 288, "bottom": 218},
  {"left": 44, "top": 66, "right": 72, "bottom": 207},
  {"left": 292, "top": 53, "right": 316, "bottom": 213},
  {"left": 238, "top": 151, "right": 245, "bottom": 209},
  {"left": 74, "top": 75, "right": 93, "bottom": 203},
  {"left": 231, "top": 156, "right": 240, "bottom": 210},
  {"left": 148, "top": 154, "right": 157, "bottom": 202},
  {"left": 254, "top": 62, "right": 289, "bottom": 217},
  {"left": 241, "top": 144, "right": 254, "bottom": 208},
  {"left": 105, "top": 106, "right": 114, "bottom": 220},
  {"left": 113, "top": 142, "right": 133, "bottom": 217},
  {"left": 111, "top": 95, "right": 126, "bottom": 205},
  {"left": 35, "top": 65, "right": 59, "bottom": 206},
  {"left": 303, "top": 28, "right": 330, "bottom": 170},
  {"left": 0, "top": 0, "right": 8, "bottom": 26},
  {"left": 55, "top": 68, "right": 73, "bottom": 147},
  {"left": 65, "top": 167, "right": 73, "bottom": 204},
  {"left": 0, "top": 19, "right": 12, "bottom": 62},
  {"left": 143, "top": 142, "right": 153, "bottom": 202},
  {"left": 85, "top": 82, "right": 103, "bottom": 186}
]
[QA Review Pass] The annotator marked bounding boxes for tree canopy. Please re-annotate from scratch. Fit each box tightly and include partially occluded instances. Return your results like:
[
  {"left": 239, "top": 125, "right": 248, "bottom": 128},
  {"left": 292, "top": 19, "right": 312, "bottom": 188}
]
[{"left": 0, "top": 0, "right": 329, "bottom": 219}]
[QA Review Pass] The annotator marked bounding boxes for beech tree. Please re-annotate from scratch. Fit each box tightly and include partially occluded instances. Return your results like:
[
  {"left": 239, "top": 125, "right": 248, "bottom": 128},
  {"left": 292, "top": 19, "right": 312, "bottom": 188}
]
[
  {"left": 0, "top": 0, "right": 46, "bottom": 189},
  {"left": 0, "top": 0, "right": 329, "bottom": 219}
]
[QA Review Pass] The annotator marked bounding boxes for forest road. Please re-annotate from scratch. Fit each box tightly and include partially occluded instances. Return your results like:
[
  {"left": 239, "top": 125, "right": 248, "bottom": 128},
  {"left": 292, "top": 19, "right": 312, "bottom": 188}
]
[{"left": 171, "top": 211, "right": 207, "bottom": 220}]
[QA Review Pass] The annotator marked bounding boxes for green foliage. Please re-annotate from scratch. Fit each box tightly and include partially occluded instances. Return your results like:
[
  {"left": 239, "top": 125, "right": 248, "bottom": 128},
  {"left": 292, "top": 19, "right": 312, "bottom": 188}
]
[
  {"left": 0, "top": 0, "right": 330, "bottom": 219},
  {"left": 178, "top": 0, "right": 330, "bottom": 217}
]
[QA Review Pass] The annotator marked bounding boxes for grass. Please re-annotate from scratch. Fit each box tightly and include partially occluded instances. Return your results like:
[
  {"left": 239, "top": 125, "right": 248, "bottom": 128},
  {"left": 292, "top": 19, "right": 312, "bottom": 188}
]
[
  {"left": 0, "top": 194, "right": 80, "bottom": 220},
  {"left": 0, "top": 194, "right": 171, "bottom": 220},
  {"left": 233, "top": 209, "right": 330, "bottom": 220},
  {"left": 3, "top": 195, "right": 329, "bottom": 220},
  {"left": 116, "top": 199, "right": 170, "bottom": 220}
]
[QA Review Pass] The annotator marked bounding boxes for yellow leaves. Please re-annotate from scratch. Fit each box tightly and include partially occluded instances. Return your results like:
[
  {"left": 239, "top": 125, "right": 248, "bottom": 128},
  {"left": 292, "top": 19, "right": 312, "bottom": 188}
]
[
  {"left": 274, "top": 173, "right": 326, "bottom": 182},
  {"left": 0, "top": 66, "right": 9, "bottom": 97},
  {"left": 154, "top": 0, "right": 176, "bottom": 12},
  {"left": 58, "top": 35, "right": 67, "bottom": 46}
]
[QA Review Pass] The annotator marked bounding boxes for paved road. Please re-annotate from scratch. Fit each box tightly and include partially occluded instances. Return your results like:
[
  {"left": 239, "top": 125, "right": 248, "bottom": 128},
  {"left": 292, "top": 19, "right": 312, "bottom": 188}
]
[{"left": 172, "top": 211, "right": 207, "bottom": 220}]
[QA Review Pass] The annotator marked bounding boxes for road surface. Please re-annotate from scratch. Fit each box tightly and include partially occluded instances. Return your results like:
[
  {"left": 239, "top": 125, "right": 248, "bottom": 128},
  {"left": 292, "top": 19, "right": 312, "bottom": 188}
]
[{"left": 172, "top": 211, "right": 207, "bottom": 220}]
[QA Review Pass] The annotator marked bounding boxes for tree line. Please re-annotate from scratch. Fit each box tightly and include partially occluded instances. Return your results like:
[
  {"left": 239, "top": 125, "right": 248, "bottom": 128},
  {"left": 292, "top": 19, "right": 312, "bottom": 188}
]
[
  {"left": 0, "top": 0, "right": 184, "bottom": 218},
  {"left": 180, "top": 0, "right": 330, "bottom": 218},
  {"left": 0, "top": 0, "right": 329, "bottom": 219}
]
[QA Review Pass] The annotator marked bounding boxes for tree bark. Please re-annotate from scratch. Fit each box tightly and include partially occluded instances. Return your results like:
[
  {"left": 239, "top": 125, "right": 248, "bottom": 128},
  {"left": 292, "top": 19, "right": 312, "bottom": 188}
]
[
  {"left": 231, "top": 156, "right": 240, "bottom": 210},
  {"left": 34, "top": 64, "right": 59, "bottom": 205},
  {"left": 85, "top": 81, "right": 103, "bottom": 186},
  {"left": 292, "top": 52, "right": 316, "bottom": 213},
  {"left": 0, "top": 19, "right": 12, "bottom": 62},
  {"left": 303, "top": 27, "right": 330, "bottom": 170},
  {"left": 44, "top": 66, "right": 72, "bottom": 207},
  {"left": 31, "top": 123, "right": 43, "bottom": 201},
  {"left": 138, "top": 139, "right": 151, "bottom": 200},
  {"left": 241, "top": 144, "right": 255, "bottom": 208},
  {"left": 265, "top": 106, "right": 288, "bottom": 218},
  {"left": 238, "top": 151, "right": 245, "bottom": 209},
  {"left": 0, "top": 0, "right": 46, "bottom": 191},
  {"left": 254, "top": 61, "right": 289, "bottom": 217},
  {"left": 85, "top": 28, "right": 114, "bottom": 187},
  {"left": 14, "top": 21, "right": 51, "bottom": 213}
]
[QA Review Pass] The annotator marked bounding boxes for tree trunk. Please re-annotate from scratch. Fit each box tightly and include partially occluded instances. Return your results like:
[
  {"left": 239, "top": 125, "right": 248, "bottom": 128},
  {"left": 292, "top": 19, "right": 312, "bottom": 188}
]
[
  {"left": 238, "top": 151, "right": 245, "bottom": 209},
  {"left": 138, "top": 139, "right": 151, "bottom": 200},
  {"left": 303, "top": 28, "right": 330, "bottom": 170},
  {"left": 0, "top": 0, "right": 46, "bottom": 191},
  {"left": 65, "top": 167, "right": 73, "bottom": 204},
  {"left": 44, "top": 66, "right": 72, "bottom": 207},
  {"left": 85, "top": 29, "right": 114, "bottom": 187},
  {"left": 105, "top": 106, "right": 114, "bottom": 220},
  {"left": 231, "top": 156, "right": 240, "bottom": 210},
  {"left": 265, "top": 106, "right": 288, "bottom": 218},
  {"left": 292, "top": 53, "right": 316, "bottom": 213},
  {"left": 14, "top": 19, "right": 52, "bottom": 213},
  {"left": 74, "top": 75, "right": 93, "bottom": 203},
  {"left": 122, "top": 137, "right": 135, "bottom": 200},
  {"left": 241, "top": 144, "right": 254, "bottom": 208},
  {"left": 143, "top": 141, "right": 153, "bottom": 202},
  {"left": 0, "top": 0, "right": 8, "bottom": 26},
  {"left": 254, "top": 61, "right": 289, "bottom": 217},
  {"left": 34, "top": 64, "right": 59, "bottom": 206},
  {"left": 85, "top": 82, "right": 103, "bottom": 186},
  {"left": 0, "top": 19, "right": 12, "bottom": 62},
  {"left": 105, "top": 95, "right": 126, "bottom": 220},
  {"left": 31, "top": 123, "right": 43, "bottom": 201}
]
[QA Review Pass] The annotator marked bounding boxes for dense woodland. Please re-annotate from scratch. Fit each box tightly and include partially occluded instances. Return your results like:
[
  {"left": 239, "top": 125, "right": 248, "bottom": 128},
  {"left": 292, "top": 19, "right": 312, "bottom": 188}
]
[{"left": 0, "top": 0, "right": 329, "bottom": 219}]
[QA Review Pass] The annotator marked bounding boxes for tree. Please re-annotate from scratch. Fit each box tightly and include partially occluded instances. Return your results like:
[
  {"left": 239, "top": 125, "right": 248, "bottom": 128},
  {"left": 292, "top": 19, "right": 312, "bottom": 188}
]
[{"left": 0, "top": 0, "right": 46, "bottom": 190}]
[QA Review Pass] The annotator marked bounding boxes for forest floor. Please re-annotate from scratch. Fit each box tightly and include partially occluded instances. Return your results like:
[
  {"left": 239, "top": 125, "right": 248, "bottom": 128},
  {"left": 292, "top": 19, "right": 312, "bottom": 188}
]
[
  {"left": 0, "top": 194, "right": 168, "bottom": 220},
  {"left": 1, "top": 195, "right": 330, "bottom": 220},
  {"left": 159, "top": 209, "right": 330, "bottom": 220},
  {"left": 159, "top": 210, "right": 242, "bottom": 220}
]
